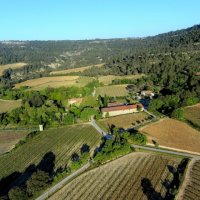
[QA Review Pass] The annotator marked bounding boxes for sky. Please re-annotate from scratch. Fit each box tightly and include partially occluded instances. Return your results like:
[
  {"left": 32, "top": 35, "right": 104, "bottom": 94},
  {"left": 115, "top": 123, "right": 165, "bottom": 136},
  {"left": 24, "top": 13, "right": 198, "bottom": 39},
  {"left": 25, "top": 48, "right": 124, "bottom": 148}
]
[{"left": 0, "top": 0, "right": 200, "bottom": 40}]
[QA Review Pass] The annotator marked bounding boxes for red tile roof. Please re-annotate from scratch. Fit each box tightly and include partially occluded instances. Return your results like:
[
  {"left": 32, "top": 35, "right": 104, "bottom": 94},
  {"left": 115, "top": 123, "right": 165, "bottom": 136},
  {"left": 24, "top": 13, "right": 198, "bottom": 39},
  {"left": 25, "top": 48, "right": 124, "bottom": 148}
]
[{"left": 101, "top": 104, "right": 142, "bottom": 112}]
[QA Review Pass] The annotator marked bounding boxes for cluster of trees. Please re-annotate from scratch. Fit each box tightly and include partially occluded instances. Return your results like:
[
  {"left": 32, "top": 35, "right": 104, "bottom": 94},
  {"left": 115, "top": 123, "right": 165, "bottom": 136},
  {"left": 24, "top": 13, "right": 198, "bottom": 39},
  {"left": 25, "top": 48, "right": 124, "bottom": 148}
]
[
  {"left": 94, "top": 128, "right": 146, "bottom": 163},
  {"left": 0, "top": 81, "right": 102, "bottom": 127}
]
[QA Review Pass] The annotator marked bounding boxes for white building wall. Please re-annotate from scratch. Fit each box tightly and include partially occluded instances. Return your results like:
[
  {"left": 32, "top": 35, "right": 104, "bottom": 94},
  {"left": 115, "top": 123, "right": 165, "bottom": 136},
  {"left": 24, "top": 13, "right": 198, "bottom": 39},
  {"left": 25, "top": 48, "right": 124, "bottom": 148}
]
[{"left": 102, "top": 108, "right": 138, "bottom": 118}]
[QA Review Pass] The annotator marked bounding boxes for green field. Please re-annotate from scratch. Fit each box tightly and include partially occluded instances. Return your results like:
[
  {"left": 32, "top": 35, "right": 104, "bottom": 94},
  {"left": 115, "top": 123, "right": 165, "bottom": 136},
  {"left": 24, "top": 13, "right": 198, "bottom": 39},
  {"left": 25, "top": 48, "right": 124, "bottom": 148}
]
[
  {"left": 96, "top": 85, "right": 128, "bottom": 97},
  {"left": 0, "top": 124, "right": 101, "bottom": 180},
  {"left": 49, "top": 152, "right": 182, "bottom": 200},
  {"left": 0, "top": 99, "right": 22, "bottom": 113}
]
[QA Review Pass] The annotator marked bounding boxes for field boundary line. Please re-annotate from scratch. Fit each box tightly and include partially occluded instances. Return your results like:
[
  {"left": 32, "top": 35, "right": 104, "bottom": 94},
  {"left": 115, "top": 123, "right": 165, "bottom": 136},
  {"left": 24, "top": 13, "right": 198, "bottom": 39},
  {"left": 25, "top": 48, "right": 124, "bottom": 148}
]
[
  {"left": 146, "top": 143, "right": 200, "bottom": 156},
  {"left": 132, "top": 144, "right": 200, "bottom": 158}
]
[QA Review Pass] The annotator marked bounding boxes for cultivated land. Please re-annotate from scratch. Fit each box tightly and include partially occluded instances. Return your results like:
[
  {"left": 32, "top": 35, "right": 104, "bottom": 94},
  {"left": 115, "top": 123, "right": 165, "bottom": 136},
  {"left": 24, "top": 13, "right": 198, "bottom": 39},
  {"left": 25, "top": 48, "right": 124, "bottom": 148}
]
[
  {"left": 0, "top": 99, "right": 22, "bottom": 113},
  {"left": 140, "top": 118, "right": 200, "bottom": 153},
  {"left": 96, "top": 85, "right": 129, "bottom": 97},
  {"left": 49, "top": 152, "right": 181, "bottom": 200},
  {"left": 15, "top": 76, "right": 93, "bottom": 90},
  {"left": 98, "top": 74, "right": 144, "bottom": 85},
  {"left": 0, "top": 131, "right": 30, "bottom": 155},
  {"left": 0, "top": 62, "right": 27, "bottom": 76},
  {"left": 49, "top": 63, "right": 104, "bottom": 75},
  {"left": 178, "top": 159, "right": 200, "bottom": 200},
  {"left": 184, "top": 103, "right": 200, "bottom": 128},
  {"left": 98, "top": 112, "right": 150, "bottom": 131},
  {"left": 0, "top": 124, "right": 101, "bottom": 180}
]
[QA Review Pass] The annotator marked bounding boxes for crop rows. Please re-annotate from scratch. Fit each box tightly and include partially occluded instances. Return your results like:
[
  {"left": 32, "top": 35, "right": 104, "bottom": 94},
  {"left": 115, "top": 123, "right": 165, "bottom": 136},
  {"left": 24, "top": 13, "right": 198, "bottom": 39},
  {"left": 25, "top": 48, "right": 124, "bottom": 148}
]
[
  {"left": 49, "top": 153, "right": 181, "bottom": 200},
  {"left": 182, "top": 160, "right": 200, "bottom": 200},
  {"left": 0, "top": 124, "right": 101, "bottom": 179}
]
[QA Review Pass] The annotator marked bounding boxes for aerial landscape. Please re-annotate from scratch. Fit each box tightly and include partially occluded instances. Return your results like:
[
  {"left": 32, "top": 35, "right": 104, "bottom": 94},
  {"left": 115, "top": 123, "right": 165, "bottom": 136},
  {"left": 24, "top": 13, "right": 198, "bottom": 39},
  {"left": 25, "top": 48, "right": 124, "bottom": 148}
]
[{"left": 0, "top": 0, "right": 200, "bottom": 200}]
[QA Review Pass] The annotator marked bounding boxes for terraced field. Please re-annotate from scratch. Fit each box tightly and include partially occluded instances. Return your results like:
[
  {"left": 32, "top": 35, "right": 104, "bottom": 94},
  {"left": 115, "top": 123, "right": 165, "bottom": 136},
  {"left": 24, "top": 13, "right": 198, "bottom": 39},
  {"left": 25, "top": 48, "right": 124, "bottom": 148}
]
[
  {"left": 96, "top": 85, "right": 128, "bottom": 97},
  {"left": 49, "top": 152, "right": 182, "bottom": 200},
  {"left": 0, "top": 124, "right": 101, "bottom": 180},
  {"left": 179, "top": 159, "right": 200, "bottom": 200}
]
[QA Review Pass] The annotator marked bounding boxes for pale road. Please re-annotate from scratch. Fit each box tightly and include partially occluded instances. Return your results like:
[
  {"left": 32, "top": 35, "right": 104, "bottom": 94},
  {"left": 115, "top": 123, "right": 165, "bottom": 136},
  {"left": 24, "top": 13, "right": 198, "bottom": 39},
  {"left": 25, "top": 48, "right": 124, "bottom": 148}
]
[
  {"left": 131, "top": 144, "right": 200, "bottom": 158},
  {"left": 35, "top": 162, "right": 91, "bottom": 200}
]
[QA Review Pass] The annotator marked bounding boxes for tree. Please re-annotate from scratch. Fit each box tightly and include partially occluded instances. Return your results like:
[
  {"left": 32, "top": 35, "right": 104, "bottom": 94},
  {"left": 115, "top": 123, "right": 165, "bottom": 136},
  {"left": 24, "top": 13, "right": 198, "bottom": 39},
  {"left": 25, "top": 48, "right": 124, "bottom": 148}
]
[
  {"left": 26, "top": 170, "right": 51, "bottom": 196},
  {"left": 80, "top": 144, "right": 90, "bottom": 154},
  {"left": 71, "top": 153, "right": 80, "bottom": 162},
  {"left": 8, "top": 187, "right": 27, "bottom": 200}
]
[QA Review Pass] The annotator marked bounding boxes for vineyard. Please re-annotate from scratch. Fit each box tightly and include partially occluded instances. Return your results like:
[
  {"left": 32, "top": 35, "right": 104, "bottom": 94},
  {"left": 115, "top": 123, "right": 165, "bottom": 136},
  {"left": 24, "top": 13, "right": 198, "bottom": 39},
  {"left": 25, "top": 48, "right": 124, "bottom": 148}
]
[
  {"left": 180, "top": 159, "right": 200, "bottom": 200},
  {"left": 0, "top": 124, "right": 101, "bottom": 180},
  {"left": 49, "top": 152, "right": 182, "bottom": 200},
  {"left": 98, "top": 112, "right": 150, "bottom": 131}
]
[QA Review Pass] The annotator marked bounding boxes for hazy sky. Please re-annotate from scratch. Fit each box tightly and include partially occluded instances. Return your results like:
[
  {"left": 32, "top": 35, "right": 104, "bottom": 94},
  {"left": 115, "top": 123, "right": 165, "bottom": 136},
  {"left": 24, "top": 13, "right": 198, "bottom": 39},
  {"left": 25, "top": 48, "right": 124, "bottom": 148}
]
[{"left": 0, "top": 0, "right": 199, "bottom": 40}]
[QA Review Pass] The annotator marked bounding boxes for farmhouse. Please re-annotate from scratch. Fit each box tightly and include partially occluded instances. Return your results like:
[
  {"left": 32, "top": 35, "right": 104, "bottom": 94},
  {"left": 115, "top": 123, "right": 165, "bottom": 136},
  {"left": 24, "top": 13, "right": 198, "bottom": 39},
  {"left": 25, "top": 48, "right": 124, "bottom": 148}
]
[
  {"left": 68, "top": 98, "right": 83, "bottom": 106},
  {"left": 101, "top": 104, "right": 144, "bottom": 118}
]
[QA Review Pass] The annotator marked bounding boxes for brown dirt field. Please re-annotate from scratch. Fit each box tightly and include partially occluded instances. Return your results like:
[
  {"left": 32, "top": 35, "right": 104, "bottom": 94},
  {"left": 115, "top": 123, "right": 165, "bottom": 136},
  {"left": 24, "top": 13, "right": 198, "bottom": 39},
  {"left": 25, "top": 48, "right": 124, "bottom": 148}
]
[
  {"left": 184, "top": 103, "right": 200, "bottom": 127},
  {"left": 98, "top": 112, "right": 149, "bottom": 131},
  {"left": 140, "top": 118, "right": 200, "bottom": 153},
  {"left": 49, "top": 63, "right": 104, "bottom": 75},
  {"left": 98, "top": 74, "right": 145, "bottom": 85},
  {"left": 96, "top": 85, "right": 129, "bottom": 97},
  {"left": 15, "top": 76, "right": 92, "bottom": 90},
  {"left": 0, "top": 131, "right": 30, "bottom": 155},
  {"left": 0, "top": 99, "right": 22, "bottom": 113},
  {"left": 0, "top": 62, "right": 27, "bottom": 76},
  {"left": 49, "top": 152, "right": 181, "bottom": 200}
]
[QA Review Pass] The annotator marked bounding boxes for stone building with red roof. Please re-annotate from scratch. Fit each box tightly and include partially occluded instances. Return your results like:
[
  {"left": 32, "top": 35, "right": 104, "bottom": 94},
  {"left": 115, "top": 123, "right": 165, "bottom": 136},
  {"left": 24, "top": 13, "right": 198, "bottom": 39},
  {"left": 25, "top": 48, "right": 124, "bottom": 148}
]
[{"left": 101, "top": 103, "right": 144, "bottom": 118}]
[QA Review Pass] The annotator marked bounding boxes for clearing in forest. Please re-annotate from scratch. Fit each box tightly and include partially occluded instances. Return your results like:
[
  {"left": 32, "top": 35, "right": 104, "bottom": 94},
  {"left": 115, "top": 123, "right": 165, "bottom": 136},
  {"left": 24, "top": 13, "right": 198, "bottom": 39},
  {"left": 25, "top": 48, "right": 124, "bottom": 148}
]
[
  {"left": 15, "top": 76, "right": 93, "bottom": 90},
  {"left": 96, "top": 85, "right": 129, "bottom": 97},
  {"left": 0, "top": 62, "right": 27, "bottom": 76},
  {"left": 49, "top": 63, "right": 104, "bottom": 75},
  {"left": 140, "top": 118, "right": 200, "bottom": 153},
  {"left": 98, "top": 74, "right": 144, "bottom": 85},
  {"left": 49, "top": 152, "right": 182, "bottom": 200}
]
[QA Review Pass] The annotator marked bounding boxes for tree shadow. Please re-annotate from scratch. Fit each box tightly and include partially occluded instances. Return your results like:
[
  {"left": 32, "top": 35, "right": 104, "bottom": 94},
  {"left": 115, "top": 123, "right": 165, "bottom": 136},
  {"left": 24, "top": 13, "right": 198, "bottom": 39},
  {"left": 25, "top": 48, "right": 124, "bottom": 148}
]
[
  {"left": 0, "top": 151, "right": 55, "bottom": 198},
  {"left": 141, "top": 178, "right": 163, "bottom": 200}
]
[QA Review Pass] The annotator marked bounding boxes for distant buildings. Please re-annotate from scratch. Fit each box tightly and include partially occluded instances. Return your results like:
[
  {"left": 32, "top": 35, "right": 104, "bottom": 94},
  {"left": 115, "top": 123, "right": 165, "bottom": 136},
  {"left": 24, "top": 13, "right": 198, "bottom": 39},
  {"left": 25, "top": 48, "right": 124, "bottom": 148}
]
[{"left": 101, "top": 103, "right": 144, "bottom": 118}]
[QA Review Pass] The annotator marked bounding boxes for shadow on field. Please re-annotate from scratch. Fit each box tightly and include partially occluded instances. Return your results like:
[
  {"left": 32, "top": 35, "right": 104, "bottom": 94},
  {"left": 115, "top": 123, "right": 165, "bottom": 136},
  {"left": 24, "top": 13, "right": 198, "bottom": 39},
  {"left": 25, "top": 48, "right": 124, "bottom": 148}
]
[
  {"left": 141, "top": 178, "right": 163, "bottom": 200},
  {"left": 0, "top": 151, "right": 55, "bottom": 199}
]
